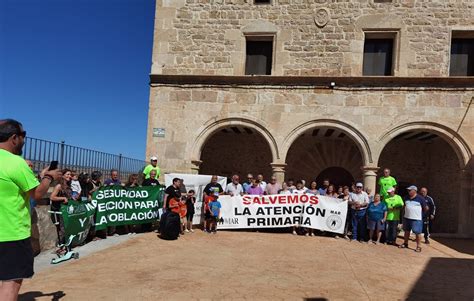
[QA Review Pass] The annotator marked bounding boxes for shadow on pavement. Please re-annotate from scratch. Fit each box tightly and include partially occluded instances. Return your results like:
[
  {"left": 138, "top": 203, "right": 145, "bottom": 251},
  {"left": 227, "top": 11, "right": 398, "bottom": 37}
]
[
  {"left": 407, "top": 258, "right": 474, "bottom": 300},
  {"left": 433, "top": 237, "right": 474, "bottom": 256},
  {"left": 18, "top": 290, "right": 66, "bottom": 301}
]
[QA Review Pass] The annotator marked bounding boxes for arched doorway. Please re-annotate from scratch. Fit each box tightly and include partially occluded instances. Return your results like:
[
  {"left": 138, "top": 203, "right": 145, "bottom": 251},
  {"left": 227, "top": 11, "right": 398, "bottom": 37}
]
[
  {"left": 200, "top": 126, "right": 273, "bottom": 180},
  {"left": 378, "top": 130, "right": 461, "bottom": 233},
  {"left": 316, "top": 167, "right": 355, "bottom": 188},
  {"left": 285, "top": 127, "right": 364, "bottom": 186}
]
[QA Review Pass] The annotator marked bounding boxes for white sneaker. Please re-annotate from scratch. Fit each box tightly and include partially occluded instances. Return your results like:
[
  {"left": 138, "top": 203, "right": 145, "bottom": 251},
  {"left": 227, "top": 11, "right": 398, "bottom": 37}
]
[
  {"left": 310, "top": 233, "right": 314, "bottom": 237},
  {"left": 190, "top": 229, "right": 194, "bottom": 233},
  {"left": 292, "top": 231, "right": 297, "bottom": 235},
  {"left": 185, "top": 229, "right": 190, "bottom": 233},
  {"left": 305, "top": 233, "right": 309, "bottom": 237}
]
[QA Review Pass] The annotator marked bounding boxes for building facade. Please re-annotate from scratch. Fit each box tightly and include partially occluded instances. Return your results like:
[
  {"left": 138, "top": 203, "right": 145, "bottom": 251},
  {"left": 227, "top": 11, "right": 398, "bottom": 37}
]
[{"left": 147, "top": 0, "right": 474, "bottom": 236}]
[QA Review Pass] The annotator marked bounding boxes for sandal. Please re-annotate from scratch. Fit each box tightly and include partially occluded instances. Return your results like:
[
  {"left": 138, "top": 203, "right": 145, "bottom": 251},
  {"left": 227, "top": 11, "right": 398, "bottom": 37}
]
[
  {"left": 415, "top": 246, "right": 422, "bottom": 253},
  {"left": 398, "top": 243, "right": 408, "bottom": 249}
]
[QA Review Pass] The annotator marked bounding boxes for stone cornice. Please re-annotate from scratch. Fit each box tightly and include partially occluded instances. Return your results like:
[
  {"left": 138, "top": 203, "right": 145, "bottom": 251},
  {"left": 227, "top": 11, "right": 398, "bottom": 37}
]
[{"left": 150, "top": 74, "right": 474, "bottom": 88}]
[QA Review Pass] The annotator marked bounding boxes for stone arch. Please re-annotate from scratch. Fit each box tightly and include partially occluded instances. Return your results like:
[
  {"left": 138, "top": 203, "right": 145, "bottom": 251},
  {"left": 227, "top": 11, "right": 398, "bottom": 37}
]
[
  {"left": 378, "top": 121, "right": 472, "bottom": 168},
  {"left": 190, "top": 117, "right": 279, "bottom": 163},
  {"left": 281, "top": 119, "right": 373, "bottom": 166}
]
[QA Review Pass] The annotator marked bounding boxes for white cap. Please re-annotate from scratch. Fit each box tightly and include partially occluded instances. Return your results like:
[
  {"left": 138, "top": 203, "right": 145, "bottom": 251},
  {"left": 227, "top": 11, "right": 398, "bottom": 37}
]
[
  {"left": 355, "top": 182, "right": 363, "bottom": 188},
  {"left": 150, "top": 156, "right": 158, "bottom": 161},
  {"left": 407, "top": 185, "right": 418, "bottom": 192}
]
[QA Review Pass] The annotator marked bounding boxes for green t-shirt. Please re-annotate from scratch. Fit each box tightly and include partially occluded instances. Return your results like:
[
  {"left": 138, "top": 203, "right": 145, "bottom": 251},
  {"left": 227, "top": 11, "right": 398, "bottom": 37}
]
[
  {"left": 0, "top": 149, "right": 39, "bottom": 242},
  {"left": 383, "top": 194, "right": 404, "bottom": 221},
  {"left": 143, "top": 164, "right": 161, "bottom": 179},
  {"left": 378, "top": 176, "right": 397, "bottom": 199}
]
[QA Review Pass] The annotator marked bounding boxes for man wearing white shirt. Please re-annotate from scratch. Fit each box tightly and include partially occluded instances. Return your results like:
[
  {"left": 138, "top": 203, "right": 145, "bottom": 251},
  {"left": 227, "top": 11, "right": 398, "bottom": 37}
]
[
  {"left": 257, "top": 174, "right": 267, "bottom": 192},
  {"left": 225, "top": 175, "right": 244, "bottom": 196},
  {"left": 349, "top": 182, "right": 369, "bottom": 242},
  {"left": 400, "top": 186, "right": 429, "bottom": 252}
]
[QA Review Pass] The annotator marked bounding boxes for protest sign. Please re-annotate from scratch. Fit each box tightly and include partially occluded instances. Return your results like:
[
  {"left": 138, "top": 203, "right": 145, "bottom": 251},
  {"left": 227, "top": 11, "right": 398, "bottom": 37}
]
[
  {"left": 92, "top": 186, "right": 164, "bottom": 230},
  {"left": 217, "top": 194, "right": 348, "bottom": 234},
  {"left": 60, "top": 200, "right": 95, "bottom": 246},
  {"left": 164, "top": 174, "right": 227, "bottom": 225}
]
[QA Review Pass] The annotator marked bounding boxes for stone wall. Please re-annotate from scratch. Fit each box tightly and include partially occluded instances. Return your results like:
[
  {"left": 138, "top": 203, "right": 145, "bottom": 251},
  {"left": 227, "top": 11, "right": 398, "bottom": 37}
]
[
  {"left": 153, "top": 0, "right": 474, "bottom": 77},
  {"left": 379, "top": 137, "right": 460, "bottom": 233}
]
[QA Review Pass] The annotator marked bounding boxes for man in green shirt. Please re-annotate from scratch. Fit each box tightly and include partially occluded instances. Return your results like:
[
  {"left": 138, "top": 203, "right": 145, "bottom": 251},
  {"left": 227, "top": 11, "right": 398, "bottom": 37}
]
[
  {"left": 378, "top": 168, "right": 397, "bottom": 200},
  {"left": 383, "top": 187, "right": 404, "bottom": 245},
  {"left": 0, "top": 119, "right": 61, "bottom": 300},
  {"left": 143, "top": 156, "right": 161, "bottom": 180}
]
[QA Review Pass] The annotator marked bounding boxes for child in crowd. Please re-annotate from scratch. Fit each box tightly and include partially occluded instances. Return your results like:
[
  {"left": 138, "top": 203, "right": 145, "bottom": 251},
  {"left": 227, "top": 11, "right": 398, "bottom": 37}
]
[
  {"left": 203, "top": 195, "right": 213, "bottom": 232},
  {"left": 70, "top": 171, "right": 82, "bottom": 200},
  {"left": 207, "top": 196, "right": 222, "bottom": 234},
  {"left": 179, "top": 198, "right": 187, "bottom": 235},
  {"left": 185, "top": 190, "right": 196, "bottom": 233}
]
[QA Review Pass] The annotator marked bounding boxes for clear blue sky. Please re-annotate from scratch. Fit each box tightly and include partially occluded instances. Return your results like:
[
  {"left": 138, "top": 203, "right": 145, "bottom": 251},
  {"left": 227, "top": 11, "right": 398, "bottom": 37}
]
[{"left": 0, "top": 0, "right": 155, "bottom": 159}]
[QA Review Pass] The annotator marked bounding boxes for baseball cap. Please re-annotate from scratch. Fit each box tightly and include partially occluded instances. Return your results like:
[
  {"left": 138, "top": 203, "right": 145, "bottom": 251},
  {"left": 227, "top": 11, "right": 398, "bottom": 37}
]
[
  {"left": 387, "top": 187, "right": 395, "bottom": 193},
  {"left": 355, "top": 182, "right": 363, "bottom": 188},
  {"left": 150, "top": 156, "right": 158, "bottom": 161},
  {"left": 407, "top": 185, "right": 418, "bottom": 191}
]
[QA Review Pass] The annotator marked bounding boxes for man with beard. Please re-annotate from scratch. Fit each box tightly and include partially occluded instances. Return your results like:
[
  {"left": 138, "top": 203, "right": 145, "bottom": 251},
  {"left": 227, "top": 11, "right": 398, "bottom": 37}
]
[{"left": 0, "top": 119, "right": 62, "bottom": 301}]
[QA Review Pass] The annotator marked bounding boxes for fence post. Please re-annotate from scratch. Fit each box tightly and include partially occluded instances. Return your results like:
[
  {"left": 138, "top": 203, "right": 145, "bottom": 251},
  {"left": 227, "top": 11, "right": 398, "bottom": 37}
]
[
  {"left": 118, "top": 153, "right": 123, "bottom": 175},
  {"left": 60, "top": 140, "right": 65, "bottom": 168}
]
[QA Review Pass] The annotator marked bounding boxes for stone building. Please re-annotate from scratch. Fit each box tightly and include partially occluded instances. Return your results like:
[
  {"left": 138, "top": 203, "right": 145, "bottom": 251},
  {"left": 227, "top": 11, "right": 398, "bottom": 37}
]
[{"left": 146, "top": 0, "right": 474, "bottom": 236}]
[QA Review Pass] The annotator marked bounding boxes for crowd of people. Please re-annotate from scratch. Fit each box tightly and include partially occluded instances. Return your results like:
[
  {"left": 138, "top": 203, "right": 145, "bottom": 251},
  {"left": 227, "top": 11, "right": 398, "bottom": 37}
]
[{"left": 0, "top": 118, "right": 438, "bottom": 300}]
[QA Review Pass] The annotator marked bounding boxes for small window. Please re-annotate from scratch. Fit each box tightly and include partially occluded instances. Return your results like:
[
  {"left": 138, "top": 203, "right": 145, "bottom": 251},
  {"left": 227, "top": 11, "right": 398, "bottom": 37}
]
[
  {"left": 450, "top": 32, "right": 474, "bottom": 76},
  {"left": 255, "top": 0, "right": 271, "bottom": 4},
  {"left": 245, "top": 37, "right": 273, "bottom": 75},
  {"left": 363, "top": 36, "right": 395, "bottom": 76}
]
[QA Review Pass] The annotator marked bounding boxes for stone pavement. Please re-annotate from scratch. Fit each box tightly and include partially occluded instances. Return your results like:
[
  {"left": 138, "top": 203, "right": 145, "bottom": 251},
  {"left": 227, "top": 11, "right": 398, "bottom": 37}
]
[{"left": 19, "top": 231, "right": 474, "bottom": 300}]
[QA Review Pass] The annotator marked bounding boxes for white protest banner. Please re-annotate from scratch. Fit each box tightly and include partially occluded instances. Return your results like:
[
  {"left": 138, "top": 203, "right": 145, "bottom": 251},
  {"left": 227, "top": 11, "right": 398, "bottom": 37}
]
[
  {"left": 165, "top": 173, "right": 227, "bottom": 225},
  {"left": 217, "top": 194, "right": 348, "bottom": 234}
]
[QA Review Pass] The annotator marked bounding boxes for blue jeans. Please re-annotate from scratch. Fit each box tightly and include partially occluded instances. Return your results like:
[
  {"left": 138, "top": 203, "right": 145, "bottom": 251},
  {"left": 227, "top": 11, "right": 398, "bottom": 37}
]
[
  {"left": 351, "top": 209, "right": 366, "bottom": 241},
  {"left": 386, "top": 220, "right": 398, "bottom": 243}
]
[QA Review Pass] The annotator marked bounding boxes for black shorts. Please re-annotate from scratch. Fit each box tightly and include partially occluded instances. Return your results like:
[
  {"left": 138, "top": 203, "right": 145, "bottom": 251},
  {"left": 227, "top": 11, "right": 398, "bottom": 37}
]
[
  {"left": 204, "top": 211, "right": 211, "bottom": 220},
  {"left": 0, "top": 237, "right": 34, "bottom": 281},
  {"left": 186, "top": 211, "right": 194, "bottom": 221}
]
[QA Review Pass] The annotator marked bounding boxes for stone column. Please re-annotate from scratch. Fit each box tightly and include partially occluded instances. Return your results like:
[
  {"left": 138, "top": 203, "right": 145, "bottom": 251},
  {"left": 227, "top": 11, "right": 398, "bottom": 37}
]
[
  {"left": 361, "top": 166, "right": 379, "bottom": 193},
  {"left": 458, "top": 168, "right": 473, "bottom": 237},
  {"left": 190, "top": 160, "right": 202, "bottom": 175},
  {"left": 271, "top": 162, "right": 287, "bottom": 184}
]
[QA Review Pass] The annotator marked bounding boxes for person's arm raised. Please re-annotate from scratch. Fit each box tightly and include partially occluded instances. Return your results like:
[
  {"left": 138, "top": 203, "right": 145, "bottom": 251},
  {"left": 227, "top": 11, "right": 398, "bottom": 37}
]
[{"left": 30, "top": 167, "right": 62, "bottom": 201}]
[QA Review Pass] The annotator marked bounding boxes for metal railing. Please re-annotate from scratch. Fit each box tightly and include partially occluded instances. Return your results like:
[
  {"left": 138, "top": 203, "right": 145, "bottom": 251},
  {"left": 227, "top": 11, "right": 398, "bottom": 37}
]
[{"left": 22, "top": 137, "right": 147, "bottom": 182}]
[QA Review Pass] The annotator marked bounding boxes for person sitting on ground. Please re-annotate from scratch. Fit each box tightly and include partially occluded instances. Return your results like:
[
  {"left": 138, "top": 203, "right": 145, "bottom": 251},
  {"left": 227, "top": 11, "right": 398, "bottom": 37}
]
[
  {"left": 265, "top": 176, "right": 282, "bottom": 195},
  {"left": 142, "top": 170, "right": 160, "bottom": 186},
  {"left": 366, "top": 194, "right": 387, "bottom": 244},
  {"left": 400, "top": 186, "right": 429, "bottom": 252},
  {"left": 226, "top": 174, "right": 244, "bottom": 196},
  {"left": 318, "top": 179, "right": 330, "bottom": 195},
  {"left": 349, "top": 182, "right": 370, "bottom": 242},
  {"left": 185, "top": 190, "right": 196, "bottom": 233},
  {"left": 420, "top": 187, "right": 436, "bottom": 244},
  {"left": 306, "top": 181, "right": 319, "bottom": 195},
  {"left": 383, "top": 187, "right": 404, "bottom": 245},
  {"left": 279, "top": 182, "right": 292, "bottom": 195},
  {"left": 207, "top": 196, "right": 222, "bottom": 234},
  {"left": 247, "top": 179, "right": 264, "bottom": 195},
  {"left": 49, "top": 169, "right": 73, "bottom": 249},
  {"left": 70, "top": 171, "right": 81, "bottom": 200}
]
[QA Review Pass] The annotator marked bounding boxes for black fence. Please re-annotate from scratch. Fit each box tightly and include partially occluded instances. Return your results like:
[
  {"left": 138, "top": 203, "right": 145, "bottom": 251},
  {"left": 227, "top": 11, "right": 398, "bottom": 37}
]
[{"left": 22, "top": 137, "right": 147, "bottom": 181}]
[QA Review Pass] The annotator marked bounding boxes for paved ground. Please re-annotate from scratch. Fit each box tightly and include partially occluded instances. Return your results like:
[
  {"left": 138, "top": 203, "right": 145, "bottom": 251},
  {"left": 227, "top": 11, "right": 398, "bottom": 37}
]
[{"left": 19, "top": 231, "right": 474, "bottom": 300}]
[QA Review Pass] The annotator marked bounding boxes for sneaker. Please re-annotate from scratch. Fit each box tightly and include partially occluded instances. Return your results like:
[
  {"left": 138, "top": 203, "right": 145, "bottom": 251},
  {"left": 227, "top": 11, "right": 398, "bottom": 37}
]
[
  {"left": 424, "top": 239, "right": 430, "bottom": 244},
  {"left": 292, "top": 231, "right": 297, "bottom": 235},
  {"left": 212, "top": 231, "right": 217, "bottom": 234},
  {"left": 310, "top": 233, "right": 314, "bottom": 237},
  {"left": 185, "top": 229, "right": 190, "bottom": 233},
  {"left": 351, "top": 239, "right": 357, "bottom": 242},
  {"left": 334, "top": 235, "right": 340, "bottom": 239},
  {"left": 190, "top": 229, "right": 194, "bottom": 233},
  {"left": 113, "top": 234, "right": 119, "bottom": 237},
  {"left": 343, "top": 235, "right": 350, "bottom": 240}
]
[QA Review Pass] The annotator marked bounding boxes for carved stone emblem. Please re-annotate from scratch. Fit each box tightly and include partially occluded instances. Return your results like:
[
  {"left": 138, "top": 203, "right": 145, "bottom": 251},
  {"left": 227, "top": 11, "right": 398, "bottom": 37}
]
[{"left": 314, "top": 8, "right": 330, "bottom": 28}]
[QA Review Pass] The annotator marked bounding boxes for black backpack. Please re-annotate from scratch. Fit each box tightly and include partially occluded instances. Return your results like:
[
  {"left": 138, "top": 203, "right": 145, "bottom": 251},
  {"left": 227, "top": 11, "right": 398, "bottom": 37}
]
[{"left": 160, "top": 211, "right": 180, "bottom": 240}]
